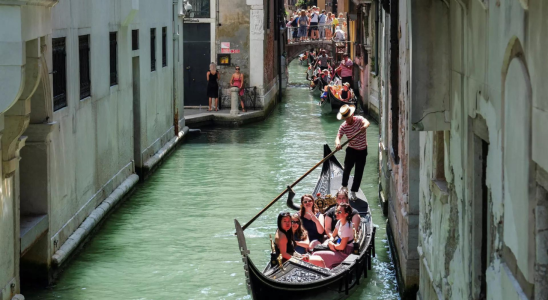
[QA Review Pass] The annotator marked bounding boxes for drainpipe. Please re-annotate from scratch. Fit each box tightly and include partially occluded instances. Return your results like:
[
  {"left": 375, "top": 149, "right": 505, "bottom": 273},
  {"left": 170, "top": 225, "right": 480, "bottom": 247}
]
[{"left": 173, "top": 0, "right": 179, "bottom": 135}]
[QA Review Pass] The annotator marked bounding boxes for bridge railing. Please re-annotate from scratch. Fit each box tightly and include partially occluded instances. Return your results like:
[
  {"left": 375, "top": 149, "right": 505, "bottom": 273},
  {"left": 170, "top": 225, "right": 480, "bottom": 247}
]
[{"left": 286, "top": 24, "right": 348, "bottom": 44}]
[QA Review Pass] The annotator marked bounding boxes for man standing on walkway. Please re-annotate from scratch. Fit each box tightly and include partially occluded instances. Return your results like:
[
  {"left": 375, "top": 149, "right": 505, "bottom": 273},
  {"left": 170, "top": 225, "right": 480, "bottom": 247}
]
[
  {"left": 335, "top": 104, "right": 370, "bottom": 201},
  {"left": 318, "top": 10, "right": 327, "bottom": 40},
  {"left": 339, "top": 53, "right": 353, "bottom": 89}
]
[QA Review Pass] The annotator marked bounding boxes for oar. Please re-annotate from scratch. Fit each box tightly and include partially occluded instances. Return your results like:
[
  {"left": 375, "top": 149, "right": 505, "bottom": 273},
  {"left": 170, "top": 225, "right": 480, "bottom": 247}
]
[{"left": 240, "top": 130, "right": 363, "bottom": 232}]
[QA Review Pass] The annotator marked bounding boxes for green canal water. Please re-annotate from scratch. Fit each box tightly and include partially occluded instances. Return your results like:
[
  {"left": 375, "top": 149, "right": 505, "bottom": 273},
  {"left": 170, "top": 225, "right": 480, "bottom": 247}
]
[{"left": 26, "top": 61, "right": 399, "bottom": 300}]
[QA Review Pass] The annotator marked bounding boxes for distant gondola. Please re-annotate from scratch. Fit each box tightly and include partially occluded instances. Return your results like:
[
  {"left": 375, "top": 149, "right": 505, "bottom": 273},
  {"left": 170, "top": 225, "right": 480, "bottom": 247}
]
[
  {"left": 327, "top": 84, "right": 357, "bottom": 111},
  {"left": 306, "top": 67, "right": 325, "bottom": 97},
  {"left": 235, "top": 144, "right": 376, "bottom": 300}
]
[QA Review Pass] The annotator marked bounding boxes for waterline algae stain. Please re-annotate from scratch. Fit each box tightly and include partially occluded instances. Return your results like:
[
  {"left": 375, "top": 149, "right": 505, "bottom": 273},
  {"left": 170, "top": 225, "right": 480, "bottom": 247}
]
[{"left": 25, "top": 61, "right": 398, "bottom": 300}]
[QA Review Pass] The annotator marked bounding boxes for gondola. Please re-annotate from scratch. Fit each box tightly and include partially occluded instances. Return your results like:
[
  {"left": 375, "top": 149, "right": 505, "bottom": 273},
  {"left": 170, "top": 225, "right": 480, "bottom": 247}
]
[
  {"left": 234, "top": 144, "right": 376, "bottom": 300},
  {"left": 306, "top": 67, "right": 325, "bottom": 97},
  {"left": 327, "top": 85, "right": 357, "bottom": 111}
]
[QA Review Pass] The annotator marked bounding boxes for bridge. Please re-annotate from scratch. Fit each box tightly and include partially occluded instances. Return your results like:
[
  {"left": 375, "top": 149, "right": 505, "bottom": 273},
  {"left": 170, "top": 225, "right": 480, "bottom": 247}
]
[
  {"left": 285, "top": 39, "right": 351, "bottom": 65},
  {"left": 285, "top": 40, "right": 335, "bottom": 65}
]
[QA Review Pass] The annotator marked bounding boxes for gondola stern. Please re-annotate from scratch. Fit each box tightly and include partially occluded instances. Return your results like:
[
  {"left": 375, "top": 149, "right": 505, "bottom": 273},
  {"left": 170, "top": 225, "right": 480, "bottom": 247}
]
[{"left": 234, "top": 219, "right": 252, "bottom": 294}]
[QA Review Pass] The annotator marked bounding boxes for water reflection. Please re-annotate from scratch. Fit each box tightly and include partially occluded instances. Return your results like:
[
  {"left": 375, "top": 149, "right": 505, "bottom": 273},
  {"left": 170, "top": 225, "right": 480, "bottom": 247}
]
[{"left": 25, "top": 60, "right": 399, "bottom": 300}]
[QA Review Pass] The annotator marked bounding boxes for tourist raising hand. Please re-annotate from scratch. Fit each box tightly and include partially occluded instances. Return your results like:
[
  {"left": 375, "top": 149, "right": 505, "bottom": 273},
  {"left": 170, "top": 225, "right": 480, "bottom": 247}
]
[{"left": 299, "top": 194, "right": 325, "bottom": 249}]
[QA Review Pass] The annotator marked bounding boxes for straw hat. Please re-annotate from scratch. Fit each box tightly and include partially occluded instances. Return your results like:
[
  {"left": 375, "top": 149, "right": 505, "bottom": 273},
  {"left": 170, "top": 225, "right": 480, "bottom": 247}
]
[{"left": 337, "top": 104, "right": 356, "bottom": 120}]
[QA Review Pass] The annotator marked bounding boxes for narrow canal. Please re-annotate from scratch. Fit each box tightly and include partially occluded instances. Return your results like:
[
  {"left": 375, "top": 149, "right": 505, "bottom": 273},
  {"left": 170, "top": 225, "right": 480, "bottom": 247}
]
[{"left": 26, "top": 61, "right": 399, "bottom": 299}]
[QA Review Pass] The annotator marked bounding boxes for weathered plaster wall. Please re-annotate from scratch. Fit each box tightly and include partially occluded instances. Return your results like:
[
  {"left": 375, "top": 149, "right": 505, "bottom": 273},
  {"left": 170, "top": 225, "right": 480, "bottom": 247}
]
[
  {"left": 417, "top": 0, "right": 548, "bottom": 299},
  {"left": 217, "top": 0, "right": 250, "bottom": 90},
  {"left": 0, "top": 2, "right": 56, "bottom": 298},
  {"left": 17, "top": 0, "right": 176, "bottom": 280}
]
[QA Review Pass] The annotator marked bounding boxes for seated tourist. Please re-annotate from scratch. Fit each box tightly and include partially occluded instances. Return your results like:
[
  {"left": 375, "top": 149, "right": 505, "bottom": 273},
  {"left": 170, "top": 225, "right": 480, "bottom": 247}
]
[
  {"left": 312, "top": 203, "right": 354, "bottom": 269},
  {"left": 291, "top": 213, "right": 309, "bottom": 254},
  {"left": 340, "top": 83, "right": 352, "bottom": 102},
  {"left": 320, "top": 69, "right": 331, "bottom": 85},
  {"left": 299, "top": 194, "right": 325, "bottom": 249},
  {"left": 274, "top": 212, "right": 296, "bottom": 263},
  {"left": 320, "top": 86, "right": 329, "bottom": 104},
  {"left": 325, "top": 188, "right": 360, "bottom": 236}
]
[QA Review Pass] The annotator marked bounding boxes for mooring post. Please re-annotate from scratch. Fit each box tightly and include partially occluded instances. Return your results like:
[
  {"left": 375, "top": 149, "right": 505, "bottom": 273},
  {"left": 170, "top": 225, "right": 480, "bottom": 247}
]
[{"left": 230, "top": 87, "right": 240, "bottom": 116}]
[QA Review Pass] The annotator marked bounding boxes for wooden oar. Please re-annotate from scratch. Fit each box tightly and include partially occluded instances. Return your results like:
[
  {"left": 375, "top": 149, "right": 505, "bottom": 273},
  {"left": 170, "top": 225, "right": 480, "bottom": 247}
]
[{"left": 240, "top": 130, "right": 363, "bottom": 232}]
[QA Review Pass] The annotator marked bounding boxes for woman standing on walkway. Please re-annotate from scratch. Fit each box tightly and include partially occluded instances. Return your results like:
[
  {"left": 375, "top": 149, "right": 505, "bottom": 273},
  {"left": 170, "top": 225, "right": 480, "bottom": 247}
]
[
  {"left": 230, "top": 66, "right": 246, "bottom": 112},
  {"left": 207, "top": 62, "right": 219, "bottom": 111}
]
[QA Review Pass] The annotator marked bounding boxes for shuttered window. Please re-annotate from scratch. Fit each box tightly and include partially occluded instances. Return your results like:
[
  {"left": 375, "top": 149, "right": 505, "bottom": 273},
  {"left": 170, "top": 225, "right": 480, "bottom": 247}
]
[
  {"left": 110, "top": 32, "right": 118, "bottom": 86},
  {"left": 162, "top": 27, "right": 167, "bottom": 67},
  {"left": 52, "top": 37, "right": 67, "bottom": 111},
  {"left": 151, "top": 28, "right": 156, "bottom": 72},
  {"left": 79, "top": 35, "right": 91, "bottom": 99}
]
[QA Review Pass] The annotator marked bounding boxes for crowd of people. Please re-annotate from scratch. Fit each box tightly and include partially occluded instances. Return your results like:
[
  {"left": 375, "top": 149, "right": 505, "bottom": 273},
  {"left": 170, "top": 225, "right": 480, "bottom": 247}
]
[
  {"left": 303, "top": 49, "right": 355, "bottom": 104},
  {"left": 286, "top": 6, "right": 347, "bottom": 43},
  {"left": 274, "top": 188, "right": 361, "bottom": 269}
]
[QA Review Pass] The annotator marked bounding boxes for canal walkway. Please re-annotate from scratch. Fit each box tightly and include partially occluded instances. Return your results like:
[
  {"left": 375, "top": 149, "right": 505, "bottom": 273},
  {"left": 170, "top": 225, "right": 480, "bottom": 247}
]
[{"left": 25, "top": 61, "right": 399, "bottom": 300}]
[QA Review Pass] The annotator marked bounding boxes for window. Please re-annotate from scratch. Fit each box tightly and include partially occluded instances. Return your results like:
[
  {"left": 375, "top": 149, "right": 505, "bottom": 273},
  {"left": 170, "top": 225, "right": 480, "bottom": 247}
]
[
  {"left": 110, "top": 32, "right": 118, "bottom": 86},
  {"left": 433, "top": 131, "right": 446, "bottom": 181},
  {"left": 266, "top": 0, "right": 270, "bottom": 30},
  {"left": 188, "top": 0, "right": 210, "bottom": 18},
  {"left": 79, "top": 35, "right": 91, "bottom": 99},
  {"left": 132, "top": 29, "right": 139, "bottom": 50},
  {"left": 162, "top": 27, "right": 167, "bottom": 67},
  {"left": 52, "top": 37, "right": 67, "bottom": 111},
  {"left": 151, "top": 28, "right": 156, "bottom": 71}
]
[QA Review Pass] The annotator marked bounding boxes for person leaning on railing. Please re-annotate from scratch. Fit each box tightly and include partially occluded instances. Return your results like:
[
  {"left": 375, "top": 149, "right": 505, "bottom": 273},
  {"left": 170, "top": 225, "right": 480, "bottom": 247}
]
[
  {"left": 325, "top": 13, "right": 333, "bottom": 40},
  {"left": 318, "top": 10, "right": 327, "bottom": 40}
]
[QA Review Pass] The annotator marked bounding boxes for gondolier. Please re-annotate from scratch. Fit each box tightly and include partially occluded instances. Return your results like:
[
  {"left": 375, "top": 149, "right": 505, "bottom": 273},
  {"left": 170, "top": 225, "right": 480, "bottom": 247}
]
[
  {"left": 335, "top": 104, "right": 370, "bottom": 201},
  {"left": 337, "top": 53, "right": 353, "bottom": 89}
]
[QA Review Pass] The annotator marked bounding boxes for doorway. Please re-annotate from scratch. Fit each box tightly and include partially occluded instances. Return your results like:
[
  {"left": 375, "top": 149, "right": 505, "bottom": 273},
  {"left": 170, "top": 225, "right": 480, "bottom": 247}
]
[{"left": 183, "top": 23, "right": 211, "bottom": 107}]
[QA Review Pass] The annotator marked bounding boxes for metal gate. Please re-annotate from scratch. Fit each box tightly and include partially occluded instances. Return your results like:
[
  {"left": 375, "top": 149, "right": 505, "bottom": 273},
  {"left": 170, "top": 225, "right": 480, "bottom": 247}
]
[{"left": 183, "top": 23, "right": 211, "bottom": 107}]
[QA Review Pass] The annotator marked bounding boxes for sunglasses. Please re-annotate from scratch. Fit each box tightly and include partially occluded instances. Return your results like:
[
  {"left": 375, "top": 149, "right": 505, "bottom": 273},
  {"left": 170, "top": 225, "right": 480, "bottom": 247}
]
[
  {"left": 291, "top": 221, "right": 300, "bottom": 224},
  {"left": 235, "top": 68, "right": 240, "bottom": 70},
  {"left": 335, "top": 210, "right": 343, "bottom": 214},
  {"left": 303, "top": 199, "right": 313, "bottom": 204}
]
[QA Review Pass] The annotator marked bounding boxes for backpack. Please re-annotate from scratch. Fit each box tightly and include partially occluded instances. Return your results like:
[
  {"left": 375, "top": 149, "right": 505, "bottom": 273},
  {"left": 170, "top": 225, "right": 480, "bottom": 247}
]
[
  {"left": 319, "top": 14, "right": 326, "bottom": 23},
  {"left": 291, "top": 18, "right": 298, "bottom": 27}
]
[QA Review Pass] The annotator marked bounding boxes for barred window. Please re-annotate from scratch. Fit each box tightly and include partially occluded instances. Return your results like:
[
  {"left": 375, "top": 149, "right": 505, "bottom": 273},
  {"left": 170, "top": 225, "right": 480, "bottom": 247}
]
[
  {"left": 79, "top": 35, "right": 91, "bottom": 99},
  {"left": 132, "top": 29, "right": 139, "bottom": 50},
  {"left": 52, "top": 37, "right": 67, "bottom": 111},
  {"left": 162, "top": 27, "right": 167, "bottom": 67},
  {"left": 151, "top": 28, "right": 156, "bottom": 72},
  {"left": 110, "top": 32, "right": 118, "bottom": 86},
  {"left": 188, "top": 0, "right": 210, "bottom": 18}
]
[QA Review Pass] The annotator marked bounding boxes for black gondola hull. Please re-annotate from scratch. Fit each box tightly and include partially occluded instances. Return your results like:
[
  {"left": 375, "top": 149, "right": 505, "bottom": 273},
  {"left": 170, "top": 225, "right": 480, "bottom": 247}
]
[{"left": 236, "top": 144, "right": 375, "bottom": 299}]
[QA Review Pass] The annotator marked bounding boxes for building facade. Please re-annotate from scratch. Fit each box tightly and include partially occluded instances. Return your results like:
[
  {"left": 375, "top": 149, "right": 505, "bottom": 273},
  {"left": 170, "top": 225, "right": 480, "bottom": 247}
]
[
  {"left": 0, "top": 1, "right": 187, "bottom": 299},
  {"left": 182, "top": 0, "right": 284, "bottom": 112},
  {"left": 361, "top": 0, "right": 548, "bottom": 299}
]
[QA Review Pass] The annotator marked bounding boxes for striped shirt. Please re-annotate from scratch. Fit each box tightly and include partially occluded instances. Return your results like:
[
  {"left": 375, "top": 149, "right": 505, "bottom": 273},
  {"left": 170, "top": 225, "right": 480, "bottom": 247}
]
[{"left": 338, "top": 116, "right": 368, "bottom": 150}]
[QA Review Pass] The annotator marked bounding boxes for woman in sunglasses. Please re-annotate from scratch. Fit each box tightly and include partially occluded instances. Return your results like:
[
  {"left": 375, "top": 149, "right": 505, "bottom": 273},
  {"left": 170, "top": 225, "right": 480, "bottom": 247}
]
[
  {"left": 312, "top": 203, "right": 354, "bottom": 269},
  {"left": 275, "top": 212, "right": 326, "bottom": 267},
  {"left": 230, "top": 66, "right": 246, "bottom": 112},
  {"left": 291, "top": 213, "right": 309, "bottom": 254},
  {"left": 299, "top": 194, "right": 325, "bottom": 250}
]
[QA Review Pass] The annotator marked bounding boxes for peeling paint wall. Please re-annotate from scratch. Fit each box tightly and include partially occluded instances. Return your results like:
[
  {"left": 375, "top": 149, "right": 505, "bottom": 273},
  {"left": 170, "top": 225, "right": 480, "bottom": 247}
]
[
  {"left": 217, "top": 0, "right": 250, "bottom": 90},
  {"left": 416, "top": 0, "right": 548, "bottom": 299}
]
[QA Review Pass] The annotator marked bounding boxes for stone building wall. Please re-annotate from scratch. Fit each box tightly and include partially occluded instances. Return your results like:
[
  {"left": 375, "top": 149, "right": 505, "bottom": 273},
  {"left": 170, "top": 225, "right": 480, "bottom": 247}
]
[
  {"left": 0, "top": 1, "right": 185, "bottom": 298},
  {"left": 414, "top": 0, "right": 548, "bottom": 299},
  {"left": 216, "top": 0, "right": 250, "bottom": 97}
]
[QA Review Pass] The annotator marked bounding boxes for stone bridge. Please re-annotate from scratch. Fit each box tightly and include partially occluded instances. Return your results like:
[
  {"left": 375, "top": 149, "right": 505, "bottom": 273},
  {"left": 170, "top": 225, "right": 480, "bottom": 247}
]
[{"left": 285, "top": 40, "right": 335, "bottom": 65}]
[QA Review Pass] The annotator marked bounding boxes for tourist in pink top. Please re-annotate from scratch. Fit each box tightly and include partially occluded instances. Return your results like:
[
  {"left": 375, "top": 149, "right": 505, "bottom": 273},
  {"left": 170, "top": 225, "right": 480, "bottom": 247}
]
[
  {"left": 335, "top": 104, "right": 370, "bottom": 200},
  {"left": 337, "top": 53, "right": 353, "bottom": 90}
]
